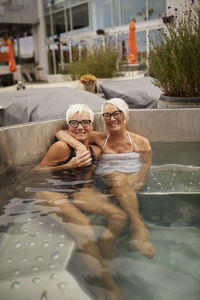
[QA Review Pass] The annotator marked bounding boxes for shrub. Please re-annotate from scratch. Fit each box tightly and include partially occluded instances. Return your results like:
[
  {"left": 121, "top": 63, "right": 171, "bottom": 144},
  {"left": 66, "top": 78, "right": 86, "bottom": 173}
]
[
  {"left": 60, "top": 43, "right": 123, "bottom": 80},
  {"left": 149, "top": 0, "right": 200, "bottom": 97}
]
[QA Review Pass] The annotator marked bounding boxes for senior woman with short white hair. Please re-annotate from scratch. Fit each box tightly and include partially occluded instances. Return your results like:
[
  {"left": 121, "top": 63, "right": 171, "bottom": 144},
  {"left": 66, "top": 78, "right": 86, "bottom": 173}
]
[{"left": 56, "top": 98, "right": 156, "bottom": 259}]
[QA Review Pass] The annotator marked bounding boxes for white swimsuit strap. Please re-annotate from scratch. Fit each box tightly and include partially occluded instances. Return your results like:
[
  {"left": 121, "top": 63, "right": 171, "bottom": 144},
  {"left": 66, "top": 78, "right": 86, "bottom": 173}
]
[
  {"left": 102, "top": 132, "right": 134, "bottom": 151},
  {"left": 102, "top": 134, "right": 110, "bottom": 151},
  {"left": 127, "top": 131, "right": 134, "bottom": 151}
]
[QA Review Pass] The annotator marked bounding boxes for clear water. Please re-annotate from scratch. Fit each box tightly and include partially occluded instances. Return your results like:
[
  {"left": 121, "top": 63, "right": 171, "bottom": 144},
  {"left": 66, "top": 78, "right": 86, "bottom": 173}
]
[{"left": 0, "top": 142, "right": 200, "bottom": 300}]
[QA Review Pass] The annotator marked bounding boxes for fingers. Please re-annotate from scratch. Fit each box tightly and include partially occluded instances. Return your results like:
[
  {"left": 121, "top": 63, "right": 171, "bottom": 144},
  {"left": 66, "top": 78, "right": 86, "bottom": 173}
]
[
  {"left": 76, "top": 154, "right": 92, "bottom": 167},
  {"left": 77, "top": 150, "right": 91, "bottom": 159},
  {"left": 76, "top": 145, "right": 88, "bottom": 156},
  {"left": 77, "top": 151, "right": 92, "bottom": 166},
  {"left": 68, "top": 151, "right": 92, "bottom": 168}
]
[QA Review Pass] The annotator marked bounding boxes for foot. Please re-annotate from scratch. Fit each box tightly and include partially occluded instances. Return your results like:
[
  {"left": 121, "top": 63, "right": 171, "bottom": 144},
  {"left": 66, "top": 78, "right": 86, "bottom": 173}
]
[{"left": 129, "top": 226, "right": 156, "bottom": 259}]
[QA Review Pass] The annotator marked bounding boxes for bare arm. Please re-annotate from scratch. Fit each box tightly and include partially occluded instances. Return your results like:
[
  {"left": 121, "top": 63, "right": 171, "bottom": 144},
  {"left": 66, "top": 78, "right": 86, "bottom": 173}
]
[
  {"left": 32, "top": 141, "right": 92, "bottom": 173},
  {"left": 128, "top": 132, "right": 152, "bottom": 190},
  {"left": 138, "top": 150, "right": 152, "bottom": 176},
  {"left": 131, "top": 150, "right": 152, "bottom": 191},
  {"left": 56, "top": 130, "right": 105, "bottom": 153},
  {"left": 56, "top": 130, "right": 87, "bottom": 155}
]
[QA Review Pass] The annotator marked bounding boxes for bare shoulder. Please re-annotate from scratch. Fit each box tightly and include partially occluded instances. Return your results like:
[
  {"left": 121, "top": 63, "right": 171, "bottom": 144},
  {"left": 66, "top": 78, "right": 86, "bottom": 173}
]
[
  {"left": 40, "top": 140, "right": 70, "bottom": 166},
  {"left": 90, "top": 131, "right": 107, "bottom": 147},
  {"left": 128, "top": 131, "right": 151, "bottom": 152},
  {"left": 92, "top": 131, "right": 107, "bottom": 138},
  {"left": 51, "top": 140, "right": 69, "bottom": 152}
]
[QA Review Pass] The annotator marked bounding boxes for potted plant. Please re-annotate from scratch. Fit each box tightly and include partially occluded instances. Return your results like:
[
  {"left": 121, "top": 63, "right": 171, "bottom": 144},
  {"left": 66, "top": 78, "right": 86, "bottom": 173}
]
[
  {"left": 80, "top": 74, "right": 97, "bottom": 93},
  {"left": 149, "top": 0, "right": 200, "bottom": 108}
]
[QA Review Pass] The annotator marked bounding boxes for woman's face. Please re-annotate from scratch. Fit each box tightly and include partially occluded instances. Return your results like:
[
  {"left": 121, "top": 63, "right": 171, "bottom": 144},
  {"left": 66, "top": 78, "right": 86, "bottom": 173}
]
[
  {"left": 68, "top": 111, "right": 93, "bottom": 142},
  {"left": 103, "top": 103, "right": 125, "bottom": 132}
]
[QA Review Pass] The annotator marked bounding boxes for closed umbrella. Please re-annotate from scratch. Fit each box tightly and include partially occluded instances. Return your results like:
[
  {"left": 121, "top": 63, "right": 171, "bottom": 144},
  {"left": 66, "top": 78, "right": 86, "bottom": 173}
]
[
  {"left": 127, "top": 19, "right": 138, "bottom": 65},
  {"left": 7, "top": 38, "right": 17, "bottom": 83}
]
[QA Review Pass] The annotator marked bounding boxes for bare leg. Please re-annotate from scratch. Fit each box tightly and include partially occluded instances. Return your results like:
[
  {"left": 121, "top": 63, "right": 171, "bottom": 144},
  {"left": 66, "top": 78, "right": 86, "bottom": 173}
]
[
  {"left": 35, "top": 191, "right": 124, "bottom": 300},
  {"left": 103, "top": 172, "right": 156, "bottom": 259},
  {"left": 73, "top": 186, "right": 127, "bottom": 261}
]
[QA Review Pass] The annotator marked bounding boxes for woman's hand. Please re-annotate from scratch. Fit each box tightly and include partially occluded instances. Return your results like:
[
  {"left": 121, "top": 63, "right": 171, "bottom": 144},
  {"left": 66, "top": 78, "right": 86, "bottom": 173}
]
[
  {"left": 67, "top": 151, "right": 92, "bottom": 168},
  {"left": 76, "top": 143, "right": 89, "bottom": 157}
]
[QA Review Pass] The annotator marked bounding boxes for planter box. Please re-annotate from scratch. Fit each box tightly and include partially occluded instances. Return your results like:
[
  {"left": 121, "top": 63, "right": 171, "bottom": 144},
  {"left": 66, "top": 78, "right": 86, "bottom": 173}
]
[{"left": 158, "top": 94, "right": 200, "bottom": 109}]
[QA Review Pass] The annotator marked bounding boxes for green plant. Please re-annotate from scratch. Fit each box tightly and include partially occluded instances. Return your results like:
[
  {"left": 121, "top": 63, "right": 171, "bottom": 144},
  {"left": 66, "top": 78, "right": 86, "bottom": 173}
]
[
  {"left": 149, "top": 0, "right": 200, "bottom": 97},
  {"left": 60, "top": 43, "right": 123, "bottom": 80}
]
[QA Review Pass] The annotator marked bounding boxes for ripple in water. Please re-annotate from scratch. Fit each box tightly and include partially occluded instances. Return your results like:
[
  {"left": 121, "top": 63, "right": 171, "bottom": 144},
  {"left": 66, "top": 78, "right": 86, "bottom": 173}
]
[
  {"left": 58, "top": 282, "right": 66, "bottom": 289},
  {"left": 51, "top": 252, "right": 59, "bottom": 260},
  {"left": 48, "top": 264, "right": 55, "bottom": 269},
  {"left": 21, "top": 257, "right": 27, "bottom": 262},
  {"left": 29, "top": 241, "right": 35, "bottom": 247},
  {"left": 36, "top": 256, "right": 43, "bottom": 261},
  {"left": 12, "top": 268, "right": 20, "bottom": 275},
  {"left": 15, "top": 241, "right": 22, "bottom": 248},
  {"left": 11, "top": 281, "right": 20, "bottom": 289},
  {"left": 50, "top": 273, "right": 58, "bottom": 280},
  {"left": 32, "top": 277, "right": 40, "bottom": 284}
]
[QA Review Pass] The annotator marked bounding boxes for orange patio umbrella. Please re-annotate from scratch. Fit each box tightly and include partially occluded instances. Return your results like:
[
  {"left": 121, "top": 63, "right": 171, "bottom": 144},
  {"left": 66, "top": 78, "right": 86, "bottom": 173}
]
[
  {"left": 127, "top": 19, "right": 138, "bottom": 65},
  {"left": 7, "top": 38, "right": 17, "bottom": 73}
]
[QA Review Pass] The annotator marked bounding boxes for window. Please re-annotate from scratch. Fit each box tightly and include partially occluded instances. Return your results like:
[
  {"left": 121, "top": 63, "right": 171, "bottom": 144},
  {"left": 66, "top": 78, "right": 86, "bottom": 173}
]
[
  {"left": 91, "top": 0, "right": 112, "bottom": 30},
  {"left": 113, "top": 0, "right": 120, "bottom": 26},
  {"left": 149, "top": 28, "right": 164, "bottom": 45},
  {"left": 72, "top": 3, "right": 89, "bottom": 30},
  {"left": 121, "top": 0, "right": 146, "bottom": 24},
  {"left": 69, "top": 0, "right": 86, "bottom": 5},
  {"left": 52, "top": 10, "right": 65, "bottom": 37},
  {"left": 45, "top": 15, "right": 52, "bottom": 37},
  {"left": 136, "top": 31, "right": 146, "bottom": 63},
  {"left": 51, "top": 2, "right": 65, "bottom": 12},
  {"left": 118, "top": 33, "right": 128, "bottom": 60},
  {"left": 148, "top": 0, "right": 165, "bottom": 20},
  {"left": 43, "top": 0, "right": 50, "bottom": 8},
  {"left": 48, "top": 47, "right": 54, "bottom": 74},
  {"left": 66, "top": 9, "right": 71, "bottom": 31}
]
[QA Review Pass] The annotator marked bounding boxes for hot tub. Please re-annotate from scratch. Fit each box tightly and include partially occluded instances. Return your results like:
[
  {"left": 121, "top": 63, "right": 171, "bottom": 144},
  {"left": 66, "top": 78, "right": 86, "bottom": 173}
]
[{"left": 0, "top": 109, "right": 200, "bottom": 300}]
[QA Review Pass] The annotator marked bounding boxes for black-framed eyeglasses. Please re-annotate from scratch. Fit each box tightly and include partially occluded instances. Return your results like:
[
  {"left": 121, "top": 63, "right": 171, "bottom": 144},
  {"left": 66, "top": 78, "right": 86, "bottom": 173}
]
[
  {"left": 69, "top": 120, "right": 92, "bottom": 128},
  {"left": 102, "top": 110, "right": 122, "bottom": 120}
]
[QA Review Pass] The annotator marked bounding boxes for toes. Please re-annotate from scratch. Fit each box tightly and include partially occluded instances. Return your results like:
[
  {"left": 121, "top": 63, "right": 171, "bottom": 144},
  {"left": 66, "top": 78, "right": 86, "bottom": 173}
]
[{"left": 128, "top": 239, "right": 156, "bottom": 259}]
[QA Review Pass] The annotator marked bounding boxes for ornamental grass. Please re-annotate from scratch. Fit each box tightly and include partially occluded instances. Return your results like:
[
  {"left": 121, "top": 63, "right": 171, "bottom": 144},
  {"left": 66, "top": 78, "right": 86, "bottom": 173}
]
[{"left": 149, "top": 0, "right": 200, "bottom": 97}]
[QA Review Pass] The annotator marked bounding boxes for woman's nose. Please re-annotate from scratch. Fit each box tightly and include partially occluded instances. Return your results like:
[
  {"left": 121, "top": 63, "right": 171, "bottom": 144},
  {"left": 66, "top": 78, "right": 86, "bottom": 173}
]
[{"left": 77, "top": 123, "right": 84, "bottom": 128}]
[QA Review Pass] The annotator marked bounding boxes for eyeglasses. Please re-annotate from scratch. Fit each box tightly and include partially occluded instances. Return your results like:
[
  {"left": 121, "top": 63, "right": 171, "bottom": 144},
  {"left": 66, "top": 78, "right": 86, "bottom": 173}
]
[
  {"left": 102, "top": 110, "right": 122, "bottom": 120},
  {"left": 69, "top": 120, "right": 92, "bottom": 128}
]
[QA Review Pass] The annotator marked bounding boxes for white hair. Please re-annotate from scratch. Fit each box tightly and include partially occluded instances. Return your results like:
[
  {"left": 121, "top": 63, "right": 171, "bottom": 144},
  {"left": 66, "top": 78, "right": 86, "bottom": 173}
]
[
  {"left": 101, "top": 98, "right": 129, "bottom": 121},
  {"left": 66, "top": 104, "right": 94, "bottom": 124}
]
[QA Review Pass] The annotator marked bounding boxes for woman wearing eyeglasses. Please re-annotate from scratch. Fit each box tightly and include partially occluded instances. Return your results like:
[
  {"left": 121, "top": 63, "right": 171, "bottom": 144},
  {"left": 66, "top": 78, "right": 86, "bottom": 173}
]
[
  {"left": 56, "top": 98, "right": 156, "bottom": 259},
  {"left": 33, "top": 104, "right": 125, "bottom": 300}
]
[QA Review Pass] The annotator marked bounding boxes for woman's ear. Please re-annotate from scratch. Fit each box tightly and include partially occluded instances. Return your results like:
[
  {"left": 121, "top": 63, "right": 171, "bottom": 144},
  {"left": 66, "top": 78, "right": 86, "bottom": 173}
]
[{"left": 121, "top": 112, "right": 126, "bottom": 124}]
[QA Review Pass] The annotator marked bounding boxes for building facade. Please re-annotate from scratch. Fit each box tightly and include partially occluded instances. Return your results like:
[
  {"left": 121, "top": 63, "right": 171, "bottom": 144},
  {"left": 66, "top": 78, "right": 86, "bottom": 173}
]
[
  {"left": 43, "top": 0, "right": 167, "bottom": 74},
  {"left": 0, "top": 0, "right": 192, "bottom": 80}
]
